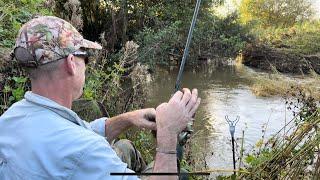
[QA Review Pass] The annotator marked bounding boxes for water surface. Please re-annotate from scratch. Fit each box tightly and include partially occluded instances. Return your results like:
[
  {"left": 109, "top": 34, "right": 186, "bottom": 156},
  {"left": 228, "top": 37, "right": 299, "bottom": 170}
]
[{"left": 145, "top": 63, "right": 293, "bottom": 176}]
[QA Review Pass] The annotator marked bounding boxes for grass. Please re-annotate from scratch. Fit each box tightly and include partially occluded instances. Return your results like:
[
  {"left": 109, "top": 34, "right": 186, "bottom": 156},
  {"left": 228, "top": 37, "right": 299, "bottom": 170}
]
[
  {"left": 232, "top": 64, "right": 320, "bottom": 178},
  {"left": 250, "top": 74, "right": 320, "bottom": 100},
  {"left": 238, "top": 107, "right": 320, "bottom": 179},
  {"left": 235, "top": 62, "right": 320, "bottom": 100},
  {"left": 250, "top": 75, "right": 320, "bottom": 100}
]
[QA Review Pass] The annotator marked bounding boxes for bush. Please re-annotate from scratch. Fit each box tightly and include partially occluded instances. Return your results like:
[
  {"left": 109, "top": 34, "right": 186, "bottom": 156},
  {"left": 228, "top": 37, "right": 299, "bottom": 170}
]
[
  {"left": 135, "top": 13, "right": 249, "bottom": 68},
  {"left": 0, "top": 0, "right": 53, "bottom": 114},
  {"left": 238, "top": 94, "right": 320, "bottom": 179},
  {"left": 239, "top": 0, "right": 314, "bottom": 27},
  {"left": 0, "top": 0, "right": 53, "bottom": 48},
  {"left": 251, "top": 21, "right": 320, "bottom": 54},
  {"left": 135, "top": 21, "right": 184, "bottom": 68}
]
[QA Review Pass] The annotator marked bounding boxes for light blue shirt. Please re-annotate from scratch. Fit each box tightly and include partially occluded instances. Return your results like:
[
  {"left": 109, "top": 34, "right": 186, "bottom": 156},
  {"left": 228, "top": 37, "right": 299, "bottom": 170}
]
[{"left": 0, "top": 91, "right": 137, "bottom": 179}]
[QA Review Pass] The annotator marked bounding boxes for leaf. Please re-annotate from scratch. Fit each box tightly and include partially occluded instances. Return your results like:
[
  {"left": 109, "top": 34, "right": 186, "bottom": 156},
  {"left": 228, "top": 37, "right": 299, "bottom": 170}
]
[
  {"left": 3, "top": 85, "right": 12, "bottom": 93},
  {"left": 12, "top": 76, "right": 27, "bottom": 83},
  {"left": 245, "top": 155, "right": 256, "bottom": 164},
  {"left": 12, "top": 87, "right": 25, "bottom": 101}
]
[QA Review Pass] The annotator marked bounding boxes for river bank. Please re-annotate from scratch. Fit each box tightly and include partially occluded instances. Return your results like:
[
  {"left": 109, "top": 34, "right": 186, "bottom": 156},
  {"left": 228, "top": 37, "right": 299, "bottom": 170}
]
[
  {"left": 234, "top": 61, "right": 320, "bottom": 101},
  {"left": 240, "top": 43, "right": 320, "bottom": 75}
]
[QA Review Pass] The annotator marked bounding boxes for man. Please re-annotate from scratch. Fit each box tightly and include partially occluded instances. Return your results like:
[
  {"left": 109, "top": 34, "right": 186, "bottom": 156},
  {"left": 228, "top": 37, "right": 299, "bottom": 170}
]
[{"left": 0, "top": 16, "right": 200, "bottom": 180}]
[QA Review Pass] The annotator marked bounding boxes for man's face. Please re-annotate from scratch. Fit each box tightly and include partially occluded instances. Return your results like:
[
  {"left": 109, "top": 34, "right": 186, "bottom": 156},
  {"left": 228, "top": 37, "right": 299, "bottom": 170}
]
[{"left": 73, "top": 56, "right": 86, "bottom": 100}]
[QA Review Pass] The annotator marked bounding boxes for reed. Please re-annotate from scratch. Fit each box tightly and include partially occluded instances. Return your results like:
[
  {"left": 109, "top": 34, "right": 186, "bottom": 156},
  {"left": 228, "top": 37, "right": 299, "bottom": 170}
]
[{"left": 239, "top": 101, "right": 320, "bottom": 179}]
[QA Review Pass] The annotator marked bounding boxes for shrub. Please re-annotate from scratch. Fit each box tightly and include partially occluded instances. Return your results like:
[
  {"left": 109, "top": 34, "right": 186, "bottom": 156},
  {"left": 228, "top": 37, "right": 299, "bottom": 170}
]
[
  {"left": 0, "top": 0, "right": 53, "bottom": 48},
  {"left": 135, "top": 13, "right": 249, "bottom": 68},
  {"left": 251, "top": 21, "right": 320, "bottom": 54}
]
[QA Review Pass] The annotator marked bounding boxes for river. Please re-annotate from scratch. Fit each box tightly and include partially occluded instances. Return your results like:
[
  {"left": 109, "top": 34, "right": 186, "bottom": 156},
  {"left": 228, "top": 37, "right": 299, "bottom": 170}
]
[{"left": 145, "top": 62, "right": 294, "bottom": 177}]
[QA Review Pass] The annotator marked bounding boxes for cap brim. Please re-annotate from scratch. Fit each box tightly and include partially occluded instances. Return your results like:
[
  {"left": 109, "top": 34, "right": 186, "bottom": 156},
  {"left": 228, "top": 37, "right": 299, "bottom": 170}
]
[{"left": 81, "top": 39, "right": 102, "bottom": 50}]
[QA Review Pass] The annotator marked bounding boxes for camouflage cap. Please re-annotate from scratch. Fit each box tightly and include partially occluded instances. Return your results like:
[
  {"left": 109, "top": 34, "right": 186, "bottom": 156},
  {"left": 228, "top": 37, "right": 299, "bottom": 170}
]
[{"left": 14, "top": 16, "right": 102, "bottom": 67}]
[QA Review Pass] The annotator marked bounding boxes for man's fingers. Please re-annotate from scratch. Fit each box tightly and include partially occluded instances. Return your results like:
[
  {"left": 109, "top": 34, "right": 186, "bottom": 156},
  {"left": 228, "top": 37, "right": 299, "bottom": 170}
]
[
  {"left": 181, "top": 88, "right": 192, "bottom": 105},
  {"left": 143, "top": 120, "right": 157, "bottom": 130},
  {"left": 186, "top": 89, "right": 198, "bottom": 111},
  {"left": 156, "top": 103, "right": 168, "bottom": 111},
  {"left": 143, "top": 108, "right": 156, "bottom": 122},
  {"left": 189, "top": 98, "right": 201, "bottom": 115},
  {"left": 169, "top": 91, "right": 183, "bottom": 103}
]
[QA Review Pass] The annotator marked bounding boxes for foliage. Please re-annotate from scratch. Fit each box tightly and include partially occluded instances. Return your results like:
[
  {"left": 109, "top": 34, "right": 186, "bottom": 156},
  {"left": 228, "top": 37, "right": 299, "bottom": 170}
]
[
  {"left": 0, "top": 0, "right": 52, "bottom": 114},
  {"left": 122, "top": 128, "right": 155, "bottom": 164},
  {"left": 83, "top": 55, "right": 125, "bottom": 102},
  {"left": 82, "top": 41, "right": 150, "bottom": 117},
  {"left": 237, "top": 90, "right": 320, "bottom": 179},
  {"left": 251, "top": 20, "right": 320, "bottom": 54},
  {"left": 59, "top": 0, "right": 83, "bottom": 30},
  {"left": 192, "top": 12, "right": 249, "bottom": 56},
  {"left": 135, "top": 12, "right": 249, "bottom": 68},
  {"left": 54, "top": 0, "right": 223, "bottom": 50},
  {"left": 242, "top": 64, "right": 320, "bottom": 100},
  {"left": 83, "top": 41, "right": 155, "bottom": 163},
  {"left": 0, "top": 0, "right": 53, "bottom": 48},
  {"left": 239, "top": 0, "right": 314, "bottom": 27},
  {"left": 135, "top": 21, "right": 184, "bottom": 67},
  {"left": 0, "top": 75, "right": 28, "bottom": 113}
]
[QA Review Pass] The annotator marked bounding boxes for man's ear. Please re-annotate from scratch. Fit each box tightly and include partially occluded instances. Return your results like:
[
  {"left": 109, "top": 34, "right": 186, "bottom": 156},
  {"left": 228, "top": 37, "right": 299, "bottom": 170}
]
[{"left": 65, "top": 54, "right": 76, "bottom": 75}]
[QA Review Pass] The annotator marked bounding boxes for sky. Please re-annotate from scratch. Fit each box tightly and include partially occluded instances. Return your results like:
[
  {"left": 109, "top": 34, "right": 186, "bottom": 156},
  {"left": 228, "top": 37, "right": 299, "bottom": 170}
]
[{"left": 313, "top": 0, "right": 320, "bottom": 17}]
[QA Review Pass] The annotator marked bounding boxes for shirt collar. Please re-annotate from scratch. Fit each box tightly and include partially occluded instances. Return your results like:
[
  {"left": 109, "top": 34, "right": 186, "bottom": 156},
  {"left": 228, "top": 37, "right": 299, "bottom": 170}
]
[{"left": 24, "top": 91, "right": 90, "bottom": 129}]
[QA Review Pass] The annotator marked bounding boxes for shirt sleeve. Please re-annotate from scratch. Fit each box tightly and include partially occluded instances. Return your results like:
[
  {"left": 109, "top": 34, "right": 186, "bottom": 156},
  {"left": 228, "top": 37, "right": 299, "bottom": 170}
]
[
  {"left": 71, "top": 138, "right": 139, "bottom": 180},
  {"left": 82, "top": 117, "right": 107, "bottom": 137}
]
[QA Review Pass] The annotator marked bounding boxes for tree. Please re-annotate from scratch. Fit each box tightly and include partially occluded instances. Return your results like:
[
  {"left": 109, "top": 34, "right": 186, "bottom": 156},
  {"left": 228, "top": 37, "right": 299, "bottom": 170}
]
[
  {"left": 239, "top": 0, "right": 315, "bottom": 27},
  {"left": 55, "top": 0, "right": 222, "bottom": 52}
]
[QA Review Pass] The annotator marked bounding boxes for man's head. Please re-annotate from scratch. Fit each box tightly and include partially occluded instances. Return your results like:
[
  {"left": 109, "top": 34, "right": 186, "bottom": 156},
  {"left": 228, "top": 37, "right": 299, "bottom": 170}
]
[{"left": 13, "top": 16, "right": 102, "bottom": 100}]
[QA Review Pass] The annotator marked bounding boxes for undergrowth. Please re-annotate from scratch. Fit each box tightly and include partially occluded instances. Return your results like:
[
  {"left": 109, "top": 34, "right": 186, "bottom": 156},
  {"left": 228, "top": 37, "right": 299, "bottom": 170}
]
[
  {"left": 238, "top": 90, "right": 320, "bottom": 179},
  {"left": 250, "top": 21, "right": 320, "bottom": 55}
]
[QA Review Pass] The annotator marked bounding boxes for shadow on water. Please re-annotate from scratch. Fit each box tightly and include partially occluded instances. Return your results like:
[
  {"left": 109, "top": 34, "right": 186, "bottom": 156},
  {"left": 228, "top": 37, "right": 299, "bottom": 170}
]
[{"left": 145, "top": 62, "right": 293, "bottom": 176}]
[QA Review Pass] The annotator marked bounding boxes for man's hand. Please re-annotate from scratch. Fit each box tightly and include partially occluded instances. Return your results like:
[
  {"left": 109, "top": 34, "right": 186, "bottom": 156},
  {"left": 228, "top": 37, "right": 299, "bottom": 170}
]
[
  {"left": 127, "top": 108, "right": 156, "bottom": 130},
  {"left": 156, "top": 88, "right": 201, "bottom": 137},
  {"left": 151, "top": 88, "right": 201, "bottom": 179},
  {"left": 105, "top": 108, "right": 156, "bottom": 143}
]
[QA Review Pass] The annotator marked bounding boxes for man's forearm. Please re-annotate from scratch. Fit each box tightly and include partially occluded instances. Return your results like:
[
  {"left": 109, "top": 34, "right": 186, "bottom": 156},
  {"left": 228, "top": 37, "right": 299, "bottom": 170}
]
[
  {"left": 105, "top": 113, "right": 132, "bottom": 143},
  {"left": 151, "top": 132, "right": 178, "bottom": 180}
]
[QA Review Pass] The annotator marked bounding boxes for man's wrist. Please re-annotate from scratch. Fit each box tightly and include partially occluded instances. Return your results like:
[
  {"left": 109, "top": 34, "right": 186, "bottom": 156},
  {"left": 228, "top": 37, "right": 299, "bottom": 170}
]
[
  {"left": 156, "top": 130, "right": 177, "bottom": 151},
  {"left": 121, "top": 111, "right": 134, "bottom": 125}
]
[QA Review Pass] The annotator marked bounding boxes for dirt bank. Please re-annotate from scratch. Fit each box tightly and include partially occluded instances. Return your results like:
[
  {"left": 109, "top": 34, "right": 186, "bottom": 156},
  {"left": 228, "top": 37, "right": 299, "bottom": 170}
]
[{"left": 242, "top": 44, "right": 320, "bottom": 74}]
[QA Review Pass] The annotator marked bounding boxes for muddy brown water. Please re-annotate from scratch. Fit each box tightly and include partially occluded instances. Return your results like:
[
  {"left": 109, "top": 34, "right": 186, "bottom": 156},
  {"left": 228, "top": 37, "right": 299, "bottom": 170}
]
[{"left": 144, "top": 63, "right": 294, "bottom": 176}]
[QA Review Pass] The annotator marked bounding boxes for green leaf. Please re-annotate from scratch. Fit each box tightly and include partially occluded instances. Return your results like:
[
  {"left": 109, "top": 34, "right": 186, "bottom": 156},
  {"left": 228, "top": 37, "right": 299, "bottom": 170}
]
[
  {"left": 12, "top": 77, "right": 27, "bottom": 84},
  {"left": 12, "top": 87, "right": 25, "bottom": 101},
  {"left": 245, "top": 155, "right": 256, "bottom": 164},
  {"left": 3, "top": 85, "right": 12, "bottom": 93}
]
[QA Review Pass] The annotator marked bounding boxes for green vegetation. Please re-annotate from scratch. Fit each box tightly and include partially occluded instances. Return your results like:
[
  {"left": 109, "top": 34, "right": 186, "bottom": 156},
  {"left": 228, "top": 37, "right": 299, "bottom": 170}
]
[
  {"left": 238, "top": 0, "right": 320, "bottom": 75},
  {"left": 239, "top": 93, "right": 320, "bottom": 179},
  {"left": 0, "top": 0, "right": 53, "bottom": 114},
  {"left": 250, "top": 21, "right": 320, "bottom": 55},
  {"left": 0, "top": 0, "right": 52, "bottom": 48},
  {"left": 239, "top": 0, "right": 314, "bottom": 27},
  {"left": 250, "top": 71, "right": 320, "bottom": 100},
  {"left": 0, "top": 75, "right": 28, "bottom": 113},
  {"left": 135, "top": 12, "right": 248, "bottom": 67}
]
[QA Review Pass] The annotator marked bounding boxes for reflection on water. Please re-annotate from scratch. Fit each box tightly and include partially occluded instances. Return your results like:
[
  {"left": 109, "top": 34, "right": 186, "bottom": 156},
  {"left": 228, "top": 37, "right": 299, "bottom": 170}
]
[{"left": 145, "top": 63, "right": 293, "bottom": 176}]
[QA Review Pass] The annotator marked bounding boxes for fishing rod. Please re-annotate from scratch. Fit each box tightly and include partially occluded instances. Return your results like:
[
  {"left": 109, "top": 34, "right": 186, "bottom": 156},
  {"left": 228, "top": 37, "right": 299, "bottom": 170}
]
[{"left": 175, "top": 0, "right": 202, "bottom": 170}]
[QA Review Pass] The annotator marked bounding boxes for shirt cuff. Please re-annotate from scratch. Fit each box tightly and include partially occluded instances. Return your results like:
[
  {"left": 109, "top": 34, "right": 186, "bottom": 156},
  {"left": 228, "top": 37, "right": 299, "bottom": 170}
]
[{"left": 89, "top": 117, "right": 107, "bottom": 137}]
